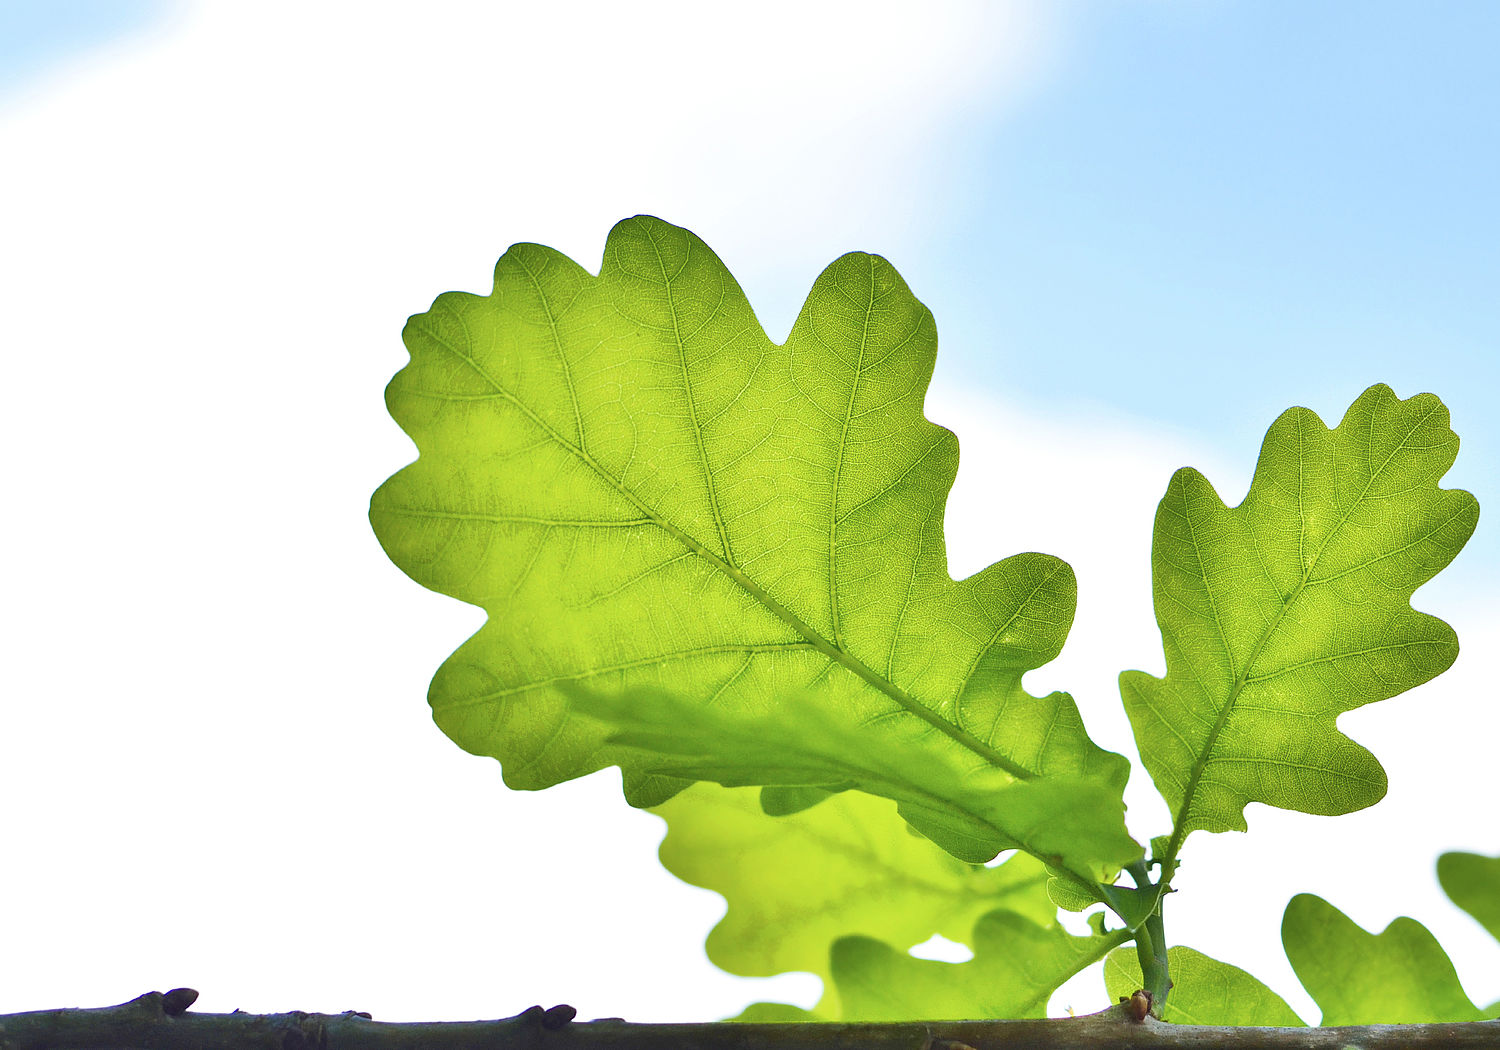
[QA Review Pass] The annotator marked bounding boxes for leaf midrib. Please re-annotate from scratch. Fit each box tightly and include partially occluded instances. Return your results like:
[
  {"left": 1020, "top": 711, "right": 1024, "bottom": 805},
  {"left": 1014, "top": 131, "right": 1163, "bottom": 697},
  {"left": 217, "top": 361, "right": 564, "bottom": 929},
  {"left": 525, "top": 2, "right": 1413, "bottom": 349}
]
[
  {"left": 419, "top": 296, "right": 1039, "bottom": 784},
  {"left": 1164, "top": 401, "right": 1436, "bottom": 858}
]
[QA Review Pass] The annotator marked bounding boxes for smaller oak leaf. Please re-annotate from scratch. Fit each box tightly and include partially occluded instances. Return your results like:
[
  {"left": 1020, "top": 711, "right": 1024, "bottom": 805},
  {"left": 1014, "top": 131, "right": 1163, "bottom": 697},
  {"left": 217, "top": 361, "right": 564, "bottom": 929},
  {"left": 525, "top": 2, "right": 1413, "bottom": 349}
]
[
  {"left": 652, "top": 783, "right": 1054, "bottom": 984},
  {"left": 1121, "top": 384, "right": 1478, "bottom": 846},
  {"left": 1437, "top": 851, "right": 1500, "bottom": 947},
  {"left": 830, "top": 910, "right": 1129, "bottom": 1021},
  {"left": 1282, "top": 893, "right": 1483, "bottom": 1025},
  {"left": 1104, "top": 945, "right": 1304, "bottom": 1026}
]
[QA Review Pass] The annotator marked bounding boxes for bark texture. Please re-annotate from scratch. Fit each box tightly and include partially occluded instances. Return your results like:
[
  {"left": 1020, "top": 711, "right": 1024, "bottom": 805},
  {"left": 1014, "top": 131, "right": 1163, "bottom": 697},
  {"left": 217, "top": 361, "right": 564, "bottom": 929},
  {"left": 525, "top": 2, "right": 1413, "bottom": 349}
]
[{"left": 3, "top": 990, "right": 1497, "bottom": 1050}]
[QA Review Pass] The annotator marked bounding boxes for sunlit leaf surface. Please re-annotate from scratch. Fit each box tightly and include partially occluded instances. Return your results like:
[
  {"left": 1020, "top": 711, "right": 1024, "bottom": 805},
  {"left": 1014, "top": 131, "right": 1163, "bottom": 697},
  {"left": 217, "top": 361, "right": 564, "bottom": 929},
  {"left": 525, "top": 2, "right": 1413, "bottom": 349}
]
[
  {"left": 1104, "top": 945, "right": 1304, "bottom": 1026},
  {"left": 830, "top": 910, "right": 1128, "bottom": 1020},
  {"left": 653, "top": 783, "right": 1053, "bottom": 986},
  {"left": 372, "top": 216, "right": 1136, "bottom": 879},
  {"left": 1438, "top": 850, "right": 1500, "bottom": 946},
  {"left": 1282, "top": 892, "right": 1483, "bottom": 1024},
  {"left": 1122, "top": 385, "right": 1477, "bottom": 848}
]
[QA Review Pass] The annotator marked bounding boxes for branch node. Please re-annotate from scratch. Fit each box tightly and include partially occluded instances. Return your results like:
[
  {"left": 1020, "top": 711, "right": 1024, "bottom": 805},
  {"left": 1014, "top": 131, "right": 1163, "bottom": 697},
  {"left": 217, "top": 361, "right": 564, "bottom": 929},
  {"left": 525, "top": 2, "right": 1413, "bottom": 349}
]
[
  {"left": 1121, "top": 989, "right": 1153, "bottom": 1022},
  {"left": 541, "top": 1004, "right": 577, "bottom": 1029},
  {"left": 161, "top": 988, "right": 199, "bottom": 1017}
]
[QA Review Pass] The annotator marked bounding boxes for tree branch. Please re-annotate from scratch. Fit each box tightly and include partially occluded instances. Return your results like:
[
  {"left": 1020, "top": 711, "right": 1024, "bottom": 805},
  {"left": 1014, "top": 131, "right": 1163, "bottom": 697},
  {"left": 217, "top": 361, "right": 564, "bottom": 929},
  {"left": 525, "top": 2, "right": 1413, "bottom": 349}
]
[{"left": 3, "top": 990, "right": 1498, "bottom": 1050}]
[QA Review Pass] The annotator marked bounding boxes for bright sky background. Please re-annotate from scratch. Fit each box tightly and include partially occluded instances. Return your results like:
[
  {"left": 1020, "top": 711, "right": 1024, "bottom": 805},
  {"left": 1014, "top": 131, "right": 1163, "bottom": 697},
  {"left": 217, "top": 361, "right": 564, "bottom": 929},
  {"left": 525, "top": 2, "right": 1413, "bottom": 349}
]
[{"left": 2, "top": 0, "right": 1496, "bottom": 1027}]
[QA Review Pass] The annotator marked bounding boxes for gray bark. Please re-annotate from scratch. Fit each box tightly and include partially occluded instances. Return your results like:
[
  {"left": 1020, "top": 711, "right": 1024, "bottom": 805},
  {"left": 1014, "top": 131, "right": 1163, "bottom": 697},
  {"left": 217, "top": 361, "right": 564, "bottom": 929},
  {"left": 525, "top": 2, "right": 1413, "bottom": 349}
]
[{"left": 3, "top": 990, "right": 1497, "bottom": 1050}]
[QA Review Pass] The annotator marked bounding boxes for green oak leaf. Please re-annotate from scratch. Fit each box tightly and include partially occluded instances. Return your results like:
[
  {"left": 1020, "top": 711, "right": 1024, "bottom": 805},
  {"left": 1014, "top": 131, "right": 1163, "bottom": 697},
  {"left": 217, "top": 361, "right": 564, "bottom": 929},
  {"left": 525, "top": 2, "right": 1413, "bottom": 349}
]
[
  {"left": 829, "top": 910, "right": 1129, "bottom": 1021},
  {"left": 1438, "top": 851, "right": 1500, "bottom": 946},
  {"left": 759, "top": 785, "right": 841, "bottom": 816},
  {"left": 583, "top": 683, "right": 1137, "bottom": 877},
  {"left": 1282, "top": 892, "right": 1484, "bottom": 1024},
  {"left": 652, "top": 782, "right": 1054, "bottom": 986},
  {"left": 1104, "top": 945, "right": 1304, "bottom": 1026},
  {"left": 1044, "top": 867, "right": 1160, "bottom": 941},
  {"left": 1046, "top": 870, "right": 1102, "bottom": 913},
  {"left": 371, "top": 215, "right": 1135, "bottom": 880},
  {"left": 1121, "top": 384, "right": 1478, "bottom": 852}
]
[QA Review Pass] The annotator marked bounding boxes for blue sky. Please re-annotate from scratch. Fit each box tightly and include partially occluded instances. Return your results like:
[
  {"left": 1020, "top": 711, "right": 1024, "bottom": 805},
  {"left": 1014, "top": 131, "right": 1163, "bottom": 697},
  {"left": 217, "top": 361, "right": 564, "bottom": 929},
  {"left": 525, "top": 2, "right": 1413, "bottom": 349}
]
[
  {"left": 920, "top": 1, "right": 1499, "bottom": 581},
  {"left": 2, "top": 0, "right": 1496, "bottom": 1026},
  {"left": 0, "top": 0, "right": 162, "bottom": 96},
  {"left": 15, "top": 1, "right": 1489, "bottom": 541}
]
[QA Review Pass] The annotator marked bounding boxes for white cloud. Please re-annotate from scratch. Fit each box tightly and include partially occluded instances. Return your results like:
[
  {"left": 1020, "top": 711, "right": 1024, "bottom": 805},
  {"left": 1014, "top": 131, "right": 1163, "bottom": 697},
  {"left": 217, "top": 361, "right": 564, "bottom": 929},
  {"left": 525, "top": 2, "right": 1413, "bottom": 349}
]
[{"left": 2, "top": 1, "right": 1065, "bottom": 330}]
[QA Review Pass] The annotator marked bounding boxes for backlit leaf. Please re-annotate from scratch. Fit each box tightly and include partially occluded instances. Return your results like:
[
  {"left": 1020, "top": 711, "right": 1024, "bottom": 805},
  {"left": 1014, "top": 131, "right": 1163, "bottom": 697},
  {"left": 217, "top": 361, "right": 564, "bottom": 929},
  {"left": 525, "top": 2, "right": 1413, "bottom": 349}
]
[
  {"left": 1281, "top": 892, "right": 1483, "bottom": 1024},
  {"left": 1121, "top": 385, "right": 1477, "bottom": 849},
  {"left": 371, "top": 216, "right": 1136, "bottom": 880},
  {"left": 652, "top": 782, "right": 1054, "bottom": 986},
  {"left": 1438, "top": 850, "right": 1500, "bottom": 946},
  {"left": 830, "top": 910, "right": 1129, "bottom": 1021},
  {"left": 1104, "top": 945, "right": 1304, "bottom": 1026},
  {"left": 584, "top": 683, "right": 1137, "bottom": 877},
  {"left": 759, "top": 786, "right": 840, "bottom": 817}
]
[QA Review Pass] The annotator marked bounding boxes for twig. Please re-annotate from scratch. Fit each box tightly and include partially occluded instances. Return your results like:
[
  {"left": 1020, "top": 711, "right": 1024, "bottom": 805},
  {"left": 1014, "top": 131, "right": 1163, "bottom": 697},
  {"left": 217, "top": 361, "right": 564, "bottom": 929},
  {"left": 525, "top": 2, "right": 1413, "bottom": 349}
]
[{"left": 1, "top": 990, "right": 1496, "bottom": 1050}]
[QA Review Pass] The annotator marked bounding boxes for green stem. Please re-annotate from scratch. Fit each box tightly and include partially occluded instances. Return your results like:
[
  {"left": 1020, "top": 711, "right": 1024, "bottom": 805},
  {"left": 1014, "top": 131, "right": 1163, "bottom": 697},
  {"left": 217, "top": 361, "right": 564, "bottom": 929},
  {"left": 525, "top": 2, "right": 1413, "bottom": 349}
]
[{"left": 1126, "top": 861, "right": 1170, "bottom": 1015}]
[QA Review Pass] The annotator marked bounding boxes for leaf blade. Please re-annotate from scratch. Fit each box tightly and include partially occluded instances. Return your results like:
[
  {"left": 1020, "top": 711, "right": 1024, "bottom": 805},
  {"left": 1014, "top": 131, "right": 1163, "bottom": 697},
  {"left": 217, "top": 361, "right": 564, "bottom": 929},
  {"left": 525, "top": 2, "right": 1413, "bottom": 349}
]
[
  {"left": 1103, "top": 945, "right": 1304, "bottom": 1026},
  {"left": 372, "top": 216, "right": 1137, "bottom": 876},
  {"left": 1282, "top": 892, "right": 1483, "bottom": 1024},
  {"left": 585, "top": 681, "right": 1138, "bottom": 877},
  {"left": 1438, "top": 850, "right": 1500, "bottom": 946},
  {"left": 830, "top": 910, "right": 1129, "bottom": 1021},
  {"left": 652, "top": 783, "right": 1055, "bottom": 984},
  {"left": 1122, "top": 385, "right": 1478, "bottom": 848}
]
